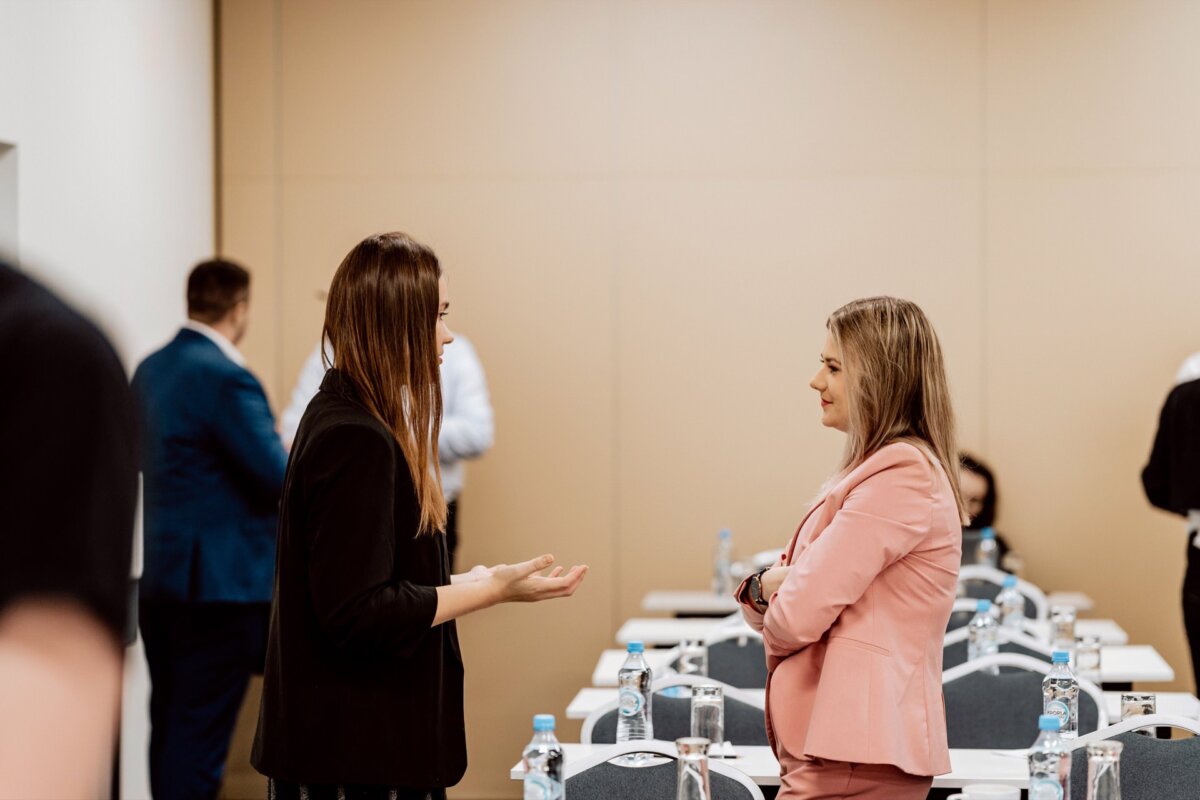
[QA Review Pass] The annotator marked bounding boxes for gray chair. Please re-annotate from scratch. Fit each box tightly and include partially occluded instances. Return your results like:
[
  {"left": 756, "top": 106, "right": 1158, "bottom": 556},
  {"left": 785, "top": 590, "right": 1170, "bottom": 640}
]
[
  {"left": 943, "top": 655, "right": 1104, "bottom": 749},
  {"left": 707, "top": 637, "right": 768, "bottom": 689},
  {"left": 564, "top": 740, "right": 764, "bottom": 800},
  {"left": 1068, "top": 716, "right": 1200, "bottom": 800},
  {"left": 584, "top": 691, "right": 769, "bottom": 746},
  {"left": 942, "top": 637, "right": 1052, "bottom": 670}
]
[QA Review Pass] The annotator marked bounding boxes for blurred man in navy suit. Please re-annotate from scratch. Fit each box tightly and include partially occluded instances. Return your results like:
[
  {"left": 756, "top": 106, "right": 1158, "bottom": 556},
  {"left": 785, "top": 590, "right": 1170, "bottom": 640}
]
[{"left": 133, "top": 259, "right": 288, "bottom": 800}]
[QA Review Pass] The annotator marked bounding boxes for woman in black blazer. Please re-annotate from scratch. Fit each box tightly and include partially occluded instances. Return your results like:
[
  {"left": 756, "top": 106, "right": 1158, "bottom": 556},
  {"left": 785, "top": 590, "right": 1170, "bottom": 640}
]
[{"left": 252, "top": 232, "right": 587, "bottom": 800}]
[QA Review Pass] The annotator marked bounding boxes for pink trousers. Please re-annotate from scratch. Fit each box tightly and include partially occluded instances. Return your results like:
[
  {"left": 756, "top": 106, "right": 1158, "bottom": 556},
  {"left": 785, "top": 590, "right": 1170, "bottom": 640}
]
[{"left": 778, "top": 755, "right": 933, "bottom": 799}]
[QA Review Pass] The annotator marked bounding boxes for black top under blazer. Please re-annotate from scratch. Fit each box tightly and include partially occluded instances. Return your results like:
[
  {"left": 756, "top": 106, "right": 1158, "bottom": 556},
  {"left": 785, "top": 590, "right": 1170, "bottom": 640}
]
[{"left": 251, "top": 369, "right": 465, "bottom": 788}]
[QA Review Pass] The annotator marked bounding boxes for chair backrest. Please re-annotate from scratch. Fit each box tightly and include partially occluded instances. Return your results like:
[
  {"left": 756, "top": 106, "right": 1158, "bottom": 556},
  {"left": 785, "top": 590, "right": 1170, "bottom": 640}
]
[
  {"left": 947, "top": 597, "right": 996, "bottom": 631},
  {"left": 958, "top": 565, "right": 1048, "bottom": 621},
  {"left": 564, "top": 740, "right": 765, "bottom": 800},
  {"left": 1066, "top": 716, "right": 1200, "bottom": 800},
  {"left": 706, "top": 635, "right": 767, "bottom": 689},
  {"left": 942, "top": 653, "right": 1106, "bottom": 748},
  {"left": 942, "top": 627, "right": 1053, "bottom": 671},
  {"left": 581, "top": 676, "right": 768, "bottom": 746}
]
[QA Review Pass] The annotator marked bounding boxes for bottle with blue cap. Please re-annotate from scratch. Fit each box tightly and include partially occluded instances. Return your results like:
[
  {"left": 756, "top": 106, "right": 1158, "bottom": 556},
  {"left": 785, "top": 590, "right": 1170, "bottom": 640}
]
[
  {"left": 1043, "top": 650, "right": 1080, "bottom": 739},
  {"left": 522, "top": 714, "right": 564, "bottom": 799},
  {"left": 967, "top": 598, "right": 1000, "bottom": 674},
  {"left": 617, "top": 641, "right": 654, "bottom": 743},
  {"left": 995, "top": 573, "right": 1025, "bottom": 630},
  {"left": 975, "top": 525, "right": 999, "bottom": 568},
  {"left": 712, "top": 528, "right": 734, "bottom": 595},
  {"left": 1028, "top": 713, "right": 1071, "bottom": 799}
]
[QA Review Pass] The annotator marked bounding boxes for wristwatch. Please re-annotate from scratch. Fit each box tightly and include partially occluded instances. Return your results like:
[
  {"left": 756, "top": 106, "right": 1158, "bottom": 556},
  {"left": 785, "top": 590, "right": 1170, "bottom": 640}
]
[{"left": 748, "top": 567, "right": 771, "bottom": 609}]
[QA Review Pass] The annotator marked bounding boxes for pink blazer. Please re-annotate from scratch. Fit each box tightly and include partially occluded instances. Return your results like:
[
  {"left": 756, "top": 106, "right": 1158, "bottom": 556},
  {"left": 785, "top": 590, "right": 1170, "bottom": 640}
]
[{"left": 738, "top": 441, "right": 961, "bottom": 777}]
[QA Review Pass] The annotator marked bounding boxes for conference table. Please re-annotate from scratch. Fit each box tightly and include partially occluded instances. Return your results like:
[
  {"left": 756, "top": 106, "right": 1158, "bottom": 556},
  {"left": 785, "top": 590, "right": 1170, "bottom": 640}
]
[
  {"left": 643, "top": 589, "right": 1097, "bottom": 617},
  {"left": 590, "top": 644, "right": 1174, "bottom": 687},
  {"left": 616, "top": 616, "right": 1130, "bottom": 648},
  {"left": 564, "top": 687, "right": 1200, "bottom": 722},
  {"left": 511, "top": 743, "right": 1031, "bottom": 789}
]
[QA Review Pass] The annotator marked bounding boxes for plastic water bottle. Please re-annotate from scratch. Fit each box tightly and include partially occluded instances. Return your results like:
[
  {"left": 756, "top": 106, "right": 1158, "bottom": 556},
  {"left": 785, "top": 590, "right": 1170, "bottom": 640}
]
[
  {"left": 995, "top": 574, "right": 1025, "bottom": 630},
  {"left": 967, "top": 599, "right": 1000, "bottom": 674},
  {"left": 522, "top": 714, "right": 564, "bottom": 800},
  {"left": 617, "top": 641, "right": 654, "bottom": 742},
  {"left": 1027, "top": 713, "right": 1071, "bottom": 800},
  {"left": 712, "top": 529, "right": 733, "bottom": 595},
  {"left": 975, "top": 526, "right": 999, "bottom": 567},
  {"left": 1043, "top": 650, "right": 1080, "bottom": 739}
]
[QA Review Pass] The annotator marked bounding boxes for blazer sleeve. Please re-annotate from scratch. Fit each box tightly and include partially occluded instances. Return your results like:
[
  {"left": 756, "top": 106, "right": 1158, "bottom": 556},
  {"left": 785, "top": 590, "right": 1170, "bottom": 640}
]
[
  {"left": 302, "top": 424, "right": 439, "bottom": 656},
  {"left": 762, "top": 447, "right": 935, "bottom": 659},
  {"left": 212, "top": 368, "right": 289, "bottom": 497}
]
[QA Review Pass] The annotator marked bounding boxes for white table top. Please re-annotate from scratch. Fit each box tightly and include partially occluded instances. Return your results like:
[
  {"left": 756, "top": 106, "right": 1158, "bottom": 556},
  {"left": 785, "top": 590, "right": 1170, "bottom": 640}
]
[
  {"left": 510, "top": 744, "right": 1031, "bottom": 788},
  {"left": 616, "top": 617, "right": 740, "bottom": 647},
  {"left": 593, "top": 649, "right": 678, "bottom": 686},
  {"left": 1046, "top": 591, "right": 1095, "bottom": 612},
  {"left": 643, "top": 590, "right": 741, "bottom": 615},
  {"left": 1025, "top": 618, "right": 1128, "bottom": 646},
  {"left": 566, "top": 686, "right": 1200, "bottom": 722},
  {"left": 1098, "top": 645, "right": 1175, "bottom": 684},
  {"left": 592, "top": 644, "right": 1174, "bottom": 686}
]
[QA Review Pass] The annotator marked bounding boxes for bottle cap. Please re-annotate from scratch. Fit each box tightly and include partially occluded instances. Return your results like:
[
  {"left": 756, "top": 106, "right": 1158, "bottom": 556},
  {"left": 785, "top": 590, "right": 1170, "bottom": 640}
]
[
  {"left": 976, "top": 599, "right": 992, "bottom": 613},
  {"left": 533, "top": 714, "right": 556, "bottom": 732},
  {"left": 981, "top": 526, "right": 996, "bottom": 540},
  {"left": 719, "top": 529, "right": 732, "bottom": 540},
  {"left": 627, "top": 641, "right": 645, "bottom": 654},
  {"left": 1038, "top": 714, "right": 1062, "bottom": 731},
  {"left": 1002, "top": 575, "right": 1017, "bottom": 589},
  {"left": 1052, "top": 650, "right": 1070, "bottom": 663}
]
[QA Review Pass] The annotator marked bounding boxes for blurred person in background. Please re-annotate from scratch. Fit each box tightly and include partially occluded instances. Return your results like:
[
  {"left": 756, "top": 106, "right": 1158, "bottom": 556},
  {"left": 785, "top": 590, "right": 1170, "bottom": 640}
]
[
  {"left": 1142, "top": 361, "right": 1200, "bottom": 693},
  {"left": 0, "top": 261, "right": 137, "bottom": 798},
  {"left": 280, "top": 331, "right": 493, "bottom": 572},
  {"left": 132, "top": 260, "right": 288, "bottom": 800},
  {"left": 252, "top": 232, "right": 585, "bottom": 799},
  {"left": 737, "top": 297, "right": 965, "bottom": 799},
  {"left": 959, "top": 453, "right": 1014, "bottom": 568}
]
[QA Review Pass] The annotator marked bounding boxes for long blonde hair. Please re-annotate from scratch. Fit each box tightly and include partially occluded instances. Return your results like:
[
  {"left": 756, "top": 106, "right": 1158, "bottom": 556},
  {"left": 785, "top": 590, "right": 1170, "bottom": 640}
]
[
  {"left": 827, "top": 296, "right": 967, "bottom": 521},
  {"left": 323, "top": 232, "right": 447, "bottom": 534}
]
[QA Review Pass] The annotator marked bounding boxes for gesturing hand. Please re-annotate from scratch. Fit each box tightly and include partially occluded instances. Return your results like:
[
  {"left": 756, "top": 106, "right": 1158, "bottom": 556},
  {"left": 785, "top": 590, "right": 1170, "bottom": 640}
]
[{"left": 487, "top": 554, "right": 589, "bottom": 603}]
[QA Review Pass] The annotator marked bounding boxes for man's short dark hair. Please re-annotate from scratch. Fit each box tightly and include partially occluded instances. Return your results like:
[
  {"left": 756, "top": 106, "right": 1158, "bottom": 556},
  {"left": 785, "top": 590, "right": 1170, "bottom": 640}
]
[{"left": 187, "top": 259, "right": 250, "bottom": 324}]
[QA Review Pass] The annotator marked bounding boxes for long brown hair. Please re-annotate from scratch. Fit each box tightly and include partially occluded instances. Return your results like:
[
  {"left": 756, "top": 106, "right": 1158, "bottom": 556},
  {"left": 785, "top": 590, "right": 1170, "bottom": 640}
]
[
  {"left": 323, "top": 232, "right": 447, "bottom": 534},
  {"left": 828, "top": 296, "right": 967, "bottom": 521}
]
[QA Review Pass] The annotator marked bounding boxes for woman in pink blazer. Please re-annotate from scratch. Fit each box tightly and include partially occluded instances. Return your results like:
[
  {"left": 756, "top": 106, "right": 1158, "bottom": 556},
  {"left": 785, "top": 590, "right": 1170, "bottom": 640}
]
[{"left": 737, "top": 297, "right": 966, "bottom": 799}]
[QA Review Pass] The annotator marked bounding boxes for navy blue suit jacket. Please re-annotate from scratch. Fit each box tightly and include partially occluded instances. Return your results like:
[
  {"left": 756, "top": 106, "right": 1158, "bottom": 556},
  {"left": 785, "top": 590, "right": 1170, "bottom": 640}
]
[{"left": 133, "top": 328, "right": 288, "bottom": 603}]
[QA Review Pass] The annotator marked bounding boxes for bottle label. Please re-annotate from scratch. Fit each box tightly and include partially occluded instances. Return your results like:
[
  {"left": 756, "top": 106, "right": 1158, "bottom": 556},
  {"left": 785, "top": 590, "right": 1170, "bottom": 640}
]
[
  {"left": 1029, "top": 778, "right": 1064, "bottom": 800},
  {"left": 1046, "top": 699, "right": 1070, "bottom": 726},
  {"left": 618, "top": 687, "right": 644, "bottom": 717}
]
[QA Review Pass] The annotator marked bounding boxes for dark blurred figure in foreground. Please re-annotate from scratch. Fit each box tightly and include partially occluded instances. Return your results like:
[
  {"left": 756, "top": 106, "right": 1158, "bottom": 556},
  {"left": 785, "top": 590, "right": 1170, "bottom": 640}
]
[
  {"left": 0, "top": 261, "right": 137, "bottom": 797},
  {"left": 133, "top": 260, "right": 287, "bottom": 800},
  {"left": 1143, "top": 372, "right": 1200, "bottom": 693}
]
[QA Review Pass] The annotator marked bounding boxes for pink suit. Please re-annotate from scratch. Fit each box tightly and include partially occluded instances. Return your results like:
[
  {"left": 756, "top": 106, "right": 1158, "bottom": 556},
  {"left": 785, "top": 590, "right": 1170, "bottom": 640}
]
[{"left": 738, "top": 442, "right": 961, "bottom": 798}]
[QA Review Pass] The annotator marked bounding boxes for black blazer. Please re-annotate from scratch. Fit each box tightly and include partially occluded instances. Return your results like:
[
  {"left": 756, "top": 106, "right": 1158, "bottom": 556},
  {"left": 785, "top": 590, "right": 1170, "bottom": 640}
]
[
  {"left": 252, "top": 369, "right": 465, "bottom": 788},
  {"left": 1143, "top": 378, "right": 1200, "bottom": 518}
]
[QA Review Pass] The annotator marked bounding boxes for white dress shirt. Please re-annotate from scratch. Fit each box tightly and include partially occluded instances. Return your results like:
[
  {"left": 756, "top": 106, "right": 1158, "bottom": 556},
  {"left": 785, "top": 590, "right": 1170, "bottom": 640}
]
[
  {"left": 280, "top": 335, "right": 494, "bottom": 502},
  {"left": 1178, "top": 351, "right": 1200, "bottom": 386}
]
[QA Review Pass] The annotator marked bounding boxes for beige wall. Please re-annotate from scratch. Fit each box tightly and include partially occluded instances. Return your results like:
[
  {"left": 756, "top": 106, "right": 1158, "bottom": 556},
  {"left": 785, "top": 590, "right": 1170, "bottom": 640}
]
[{"left": 218, "top": 2, "right": 1200, "bottom": 797}]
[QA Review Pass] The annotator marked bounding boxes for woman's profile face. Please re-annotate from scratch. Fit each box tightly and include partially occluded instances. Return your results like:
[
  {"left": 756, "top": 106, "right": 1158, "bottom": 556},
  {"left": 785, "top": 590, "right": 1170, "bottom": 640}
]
[
  {"left": 960, "top": 468, "right": 988, "bottom": 523},
  {"left": 810, "top": 331, "right": 848, "bottom": 432},
  {"left": 436, "top": 275, "right": 455, "bottom": 364}
]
